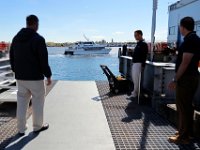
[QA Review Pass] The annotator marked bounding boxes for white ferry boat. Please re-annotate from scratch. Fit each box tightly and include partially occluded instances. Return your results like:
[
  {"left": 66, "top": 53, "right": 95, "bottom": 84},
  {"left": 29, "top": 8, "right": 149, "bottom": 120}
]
[
  {"left": 168, "top": 0, "right": 200, "bottom": 47},
  {"left": 64, "top": 41, "right": 111, "bottom": 55}
]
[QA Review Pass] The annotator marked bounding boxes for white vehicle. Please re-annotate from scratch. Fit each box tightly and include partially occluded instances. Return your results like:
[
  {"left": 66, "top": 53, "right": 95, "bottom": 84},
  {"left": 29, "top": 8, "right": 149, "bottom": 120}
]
[
  {"left": 64, "top": 41, "right": 111, "bottom": 55},
  {"left": 168, "top": 0, "right": 200, "bottom": 47}
]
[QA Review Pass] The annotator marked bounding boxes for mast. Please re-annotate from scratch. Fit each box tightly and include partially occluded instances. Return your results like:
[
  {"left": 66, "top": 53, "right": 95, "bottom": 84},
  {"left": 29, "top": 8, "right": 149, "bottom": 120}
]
[{"left": 83, "top": 34, "right": 90, "bottom": 41}]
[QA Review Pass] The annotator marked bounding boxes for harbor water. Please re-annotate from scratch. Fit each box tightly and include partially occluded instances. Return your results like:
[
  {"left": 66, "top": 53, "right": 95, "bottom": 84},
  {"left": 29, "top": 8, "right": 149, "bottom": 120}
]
[{"left": 48, "top": 47, "right": 119, "bottom": 80}]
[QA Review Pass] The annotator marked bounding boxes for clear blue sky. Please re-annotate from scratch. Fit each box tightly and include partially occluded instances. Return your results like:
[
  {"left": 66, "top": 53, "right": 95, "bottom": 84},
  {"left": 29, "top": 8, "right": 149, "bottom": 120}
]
[{"left": 0, "top": 0, "right": 177, "bottom": 42}]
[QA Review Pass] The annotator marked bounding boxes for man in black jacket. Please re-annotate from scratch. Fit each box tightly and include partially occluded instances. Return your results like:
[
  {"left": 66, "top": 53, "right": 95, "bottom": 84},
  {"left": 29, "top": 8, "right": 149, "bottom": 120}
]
[
  {"left": 129, "top": 30, "right": 148, "bottom": 99},
  {"left": 10, "top": 15, "right": 52, "bottom": 135}
]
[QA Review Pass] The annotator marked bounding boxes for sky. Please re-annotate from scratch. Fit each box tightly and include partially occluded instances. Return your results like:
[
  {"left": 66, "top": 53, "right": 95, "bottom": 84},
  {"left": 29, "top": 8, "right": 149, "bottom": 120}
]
[{"left": 0, "top": 0, "right": 178, "bottom": 43}]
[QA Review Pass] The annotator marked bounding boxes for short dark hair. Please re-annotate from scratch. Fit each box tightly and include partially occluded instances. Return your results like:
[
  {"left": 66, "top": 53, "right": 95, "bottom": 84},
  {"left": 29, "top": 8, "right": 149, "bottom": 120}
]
[
  {"left": 26, "top": 15, "right": 39, "bottom": 26},
  {"left": 180, "top": 17, "right": 195, "bottom": 31},
  {"left": 135, "top": 30, "right": 143, "bottom": 36}
]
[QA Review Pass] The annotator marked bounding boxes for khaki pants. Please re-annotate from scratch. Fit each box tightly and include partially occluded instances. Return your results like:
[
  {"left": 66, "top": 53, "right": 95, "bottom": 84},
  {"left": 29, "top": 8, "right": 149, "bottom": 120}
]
[
  {"left": 16, "top": 80, "right": 46, "bottom": 133},
  {"left": 176, "top": 75, "right": 199, "bottom": 138},
  {"left": 131, "top": 63, "right": 142, "bottom": 97}
]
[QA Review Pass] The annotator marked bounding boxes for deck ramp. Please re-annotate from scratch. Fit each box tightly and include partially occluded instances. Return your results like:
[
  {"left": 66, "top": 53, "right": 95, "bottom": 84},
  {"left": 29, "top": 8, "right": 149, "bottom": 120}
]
[{"left": 5, "top": 81, "right": 115, "bottom": 150}]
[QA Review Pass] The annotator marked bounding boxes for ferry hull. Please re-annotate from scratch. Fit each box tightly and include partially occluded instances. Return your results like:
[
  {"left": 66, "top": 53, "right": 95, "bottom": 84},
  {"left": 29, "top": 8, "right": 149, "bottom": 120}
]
[
  {"left": 64, "top": 48, "right": 111, "bottom": 55},
  {"left": 168, "top": 0, "right": 200, "bottom": 45}
]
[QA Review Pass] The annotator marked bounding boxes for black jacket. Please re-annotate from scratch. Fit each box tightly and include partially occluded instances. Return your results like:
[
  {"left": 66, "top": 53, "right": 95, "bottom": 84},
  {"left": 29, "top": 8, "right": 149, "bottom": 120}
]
[
  {"left": 10, "top": 28, "right": 52, "bottom": 80},
  {"left": 132, "top": 40, "right": 148, "bottom": 67}
]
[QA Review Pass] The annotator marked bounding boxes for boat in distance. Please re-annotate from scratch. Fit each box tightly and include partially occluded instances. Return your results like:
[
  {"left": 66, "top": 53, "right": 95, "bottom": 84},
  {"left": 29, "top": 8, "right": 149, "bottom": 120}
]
[{"left": 64, "top": 41, "right": 111, "bottom": 55}]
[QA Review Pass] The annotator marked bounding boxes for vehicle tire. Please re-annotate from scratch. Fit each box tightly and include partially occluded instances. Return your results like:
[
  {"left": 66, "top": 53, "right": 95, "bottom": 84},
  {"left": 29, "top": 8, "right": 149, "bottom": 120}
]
[{"left": 115, "top": 89, "right": 119, "bottom": 94}]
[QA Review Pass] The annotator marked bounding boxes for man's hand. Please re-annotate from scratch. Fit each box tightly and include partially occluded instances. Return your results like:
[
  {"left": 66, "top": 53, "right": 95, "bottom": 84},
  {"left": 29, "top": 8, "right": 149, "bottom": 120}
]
[
  {"left": 46, "top": 77, "right": 52, "bottom": 86},
  {"left": 168, "top": 81, "right": 176, "bottom": 90}
]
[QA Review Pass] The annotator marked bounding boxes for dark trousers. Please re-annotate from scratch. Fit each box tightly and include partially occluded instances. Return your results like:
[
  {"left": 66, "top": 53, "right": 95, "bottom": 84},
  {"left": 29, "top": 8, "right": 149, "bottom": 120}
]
[{"left": 176, "top": 75, "right": 199, "bottom": 139}]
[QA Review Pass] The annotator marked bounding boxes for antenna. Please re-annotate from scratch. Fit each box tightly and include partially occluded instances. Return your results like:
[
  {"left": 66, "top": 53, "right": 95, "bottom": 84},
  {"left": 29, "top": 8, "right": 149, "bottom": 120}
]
[{"left": 83, "top": 34, "right": 90, "bottom": 41}]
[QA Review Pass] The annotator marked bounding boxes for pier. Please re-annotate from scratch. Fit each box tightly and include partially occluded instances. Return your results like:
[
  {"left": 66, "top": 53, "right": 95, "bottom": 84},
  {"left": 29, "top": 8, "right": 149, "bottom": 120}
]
[
  {"left": 0, "top": 50, "right": 199, "bottom": 150},
  {"left": 1, "top": 0, "right": 200, "bottom": 149},
  {"left": 0, "top": 79, "right": 200, "bottom": 149}
]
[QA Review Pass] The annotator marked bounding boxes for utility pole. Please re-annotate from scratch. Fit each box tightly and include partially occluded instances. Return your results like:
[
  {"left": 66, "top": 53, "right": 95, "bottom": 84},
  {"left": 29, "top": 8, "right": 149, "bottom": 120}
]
[{"left": 151, "top": 0, "right": 158, "bottom": 61}]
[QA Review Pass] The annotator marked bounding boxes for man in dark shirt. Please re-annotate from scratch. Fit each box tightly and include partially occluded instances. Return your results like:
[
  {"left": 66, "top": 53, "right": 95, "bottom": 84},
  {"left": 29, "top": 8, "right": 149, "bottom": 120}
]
[
  {"left": 122, "top": 44, "right": 127, "bottom": 56},
  {"left": 10, "top": 15, "right": 52, "bottom": 135},
  {"left": 129, "top": 30, "right": 148, "bottom": 99},
  {"left": 168, "top": 17, "right": 200, "bottom": 144}
]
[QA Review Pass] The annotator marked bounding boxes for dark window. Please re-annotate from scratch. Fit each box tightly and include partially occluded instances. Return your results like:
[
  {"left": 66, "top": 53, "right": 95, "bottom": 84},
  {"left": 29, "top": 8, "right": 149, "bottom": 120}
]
[
  {"left": 169, "top": 26, "right": 176, "bottom": 35},
  {"left": 84, "top": 42, "right": 93, "bottom": 45},
  {"left": 169, "top": 4, "right": 177, "bottom": 11},
  {"left": 195, "top": 21, "right": 200, "bottom": 31}
]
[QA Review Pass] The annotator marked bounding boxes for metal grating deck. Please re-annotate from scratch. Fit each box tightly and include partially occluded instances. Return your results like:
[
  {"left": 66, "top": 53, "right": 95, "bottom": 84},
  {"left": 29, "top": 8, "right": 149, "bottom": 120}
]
[
  {"left": 0, "top": 103, "right": 31, "bottom": 150},
  {"left": 0, "top": 81, "right": 57, "bottom": 150},
  {"left": 96, "top": 81, "right": 200, "bottom": 150}
]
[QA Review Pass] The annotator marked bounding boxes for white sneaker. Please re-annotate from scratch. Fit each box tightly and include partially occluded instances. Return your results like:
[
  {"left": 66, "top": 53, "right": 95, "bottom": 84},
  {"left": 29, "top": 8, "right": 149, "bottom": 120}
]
[
  {"left": 130, "top": 92, "right": 138, "bottom": 98},
  {"left": 127, "top": 95, "right": 137, "bottom": 100}
]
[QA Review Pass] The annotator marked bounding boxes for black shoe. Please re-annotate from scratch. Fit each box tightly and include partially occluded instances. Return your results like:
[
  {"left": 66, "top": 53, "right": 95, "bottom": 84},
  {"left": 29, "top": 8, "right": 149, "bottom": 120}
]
[
  {"left": 121, "top": 117, "right": 133, "bottom": 123},
  {"left": 34, "top": 123, "right": 49, "bottom": 133},
  {"left": 18, "top": 132, "right": 25, "bottom": 136}
]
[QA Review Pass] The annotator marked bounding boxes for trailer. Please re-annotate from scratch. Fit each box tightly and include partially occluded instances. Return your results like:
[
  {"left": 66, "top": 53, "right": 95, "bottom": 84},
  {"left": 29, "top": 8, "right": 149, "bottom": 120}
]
[{"left": 168, "top": 0, "right": 200, "bottom": 47}]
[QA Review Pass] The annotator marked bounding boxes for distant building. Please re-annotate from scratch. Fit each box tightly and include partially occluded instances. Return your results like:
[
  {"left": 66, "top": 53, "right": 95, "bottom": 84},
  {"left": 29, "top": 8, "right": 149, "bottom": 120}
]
[
  {"left": 168, "top": 0, "right": 200, "bottom": 47},
  {"left": 111, "top": 38, "right": 114, "bottom": 43},
  {"left": 101, "top": 39, "right": 107, "bottom": 44}
]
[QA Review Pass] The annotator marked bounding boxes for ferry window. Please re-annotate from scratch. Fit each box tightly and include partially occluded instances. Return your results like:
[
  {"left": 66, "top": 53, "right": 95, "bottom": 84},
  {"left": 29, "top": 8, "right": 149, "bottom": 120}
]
[
  {"left": 84, "top": 42, "right": 92, "bottom": 44},
  {"left": 169, "top": 26, "right": 176, "bottom": 35},
  {"left": 196, "top": 21, "right": 200, "bottom": 31},
  {"left": 169, "top": 4, "right": 176, "bottom": 11}
]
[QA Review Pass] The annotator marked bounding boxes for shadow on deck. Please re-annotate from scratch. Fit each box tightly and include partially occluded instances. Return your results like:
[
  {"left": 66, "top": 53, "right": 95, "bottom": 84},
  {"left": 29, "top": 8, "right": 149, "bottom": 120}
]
[
  {"left": 0, "top": 81, "right": 57, "bottom": 150},
  {"left": 96, "top": 81, "right": 200, "bottom": 150}
]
